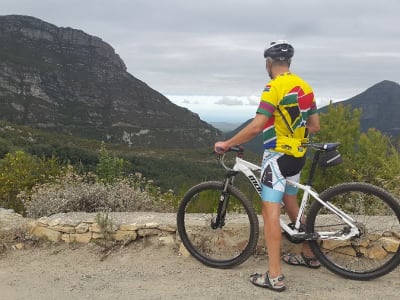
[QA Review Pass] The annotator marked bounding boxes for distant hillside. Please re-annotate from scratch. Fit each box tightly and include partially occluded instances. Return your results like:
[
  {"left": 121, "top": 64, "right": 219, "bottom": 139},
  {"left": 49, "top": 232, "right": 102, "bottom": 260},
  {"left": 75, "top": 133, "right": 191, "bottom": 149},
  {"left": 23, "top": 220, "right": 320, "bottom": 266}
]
[
  {"left": 0, "top": 15, "right": 222, "bottom": 148},
  {"left": 226, "top": 80, "right": 400, "bottom": 154},
  {"left": 320, "top": 80, "right": 400, "bottom": 137},
  {"left": 209, "top": 121, "right": 243, "bottom": 133},
  {"left": 224, "top": 119, "right": 263, "bottom": 154}
]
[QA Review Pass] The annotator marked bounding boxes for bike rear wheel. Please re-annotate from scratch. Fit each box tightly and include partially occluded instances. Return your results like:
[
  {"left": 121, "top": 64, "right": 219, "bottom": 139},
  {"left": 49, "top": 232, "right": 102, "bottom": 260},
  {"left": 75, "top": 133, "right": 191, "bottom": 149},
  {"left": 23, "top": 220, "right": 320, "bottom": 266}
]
[
  {"left": 307, "top": 182, "right": 400, "bottom": 280},
  {"left": 177, "top": 181, "right": 259, "bottom": 269}
]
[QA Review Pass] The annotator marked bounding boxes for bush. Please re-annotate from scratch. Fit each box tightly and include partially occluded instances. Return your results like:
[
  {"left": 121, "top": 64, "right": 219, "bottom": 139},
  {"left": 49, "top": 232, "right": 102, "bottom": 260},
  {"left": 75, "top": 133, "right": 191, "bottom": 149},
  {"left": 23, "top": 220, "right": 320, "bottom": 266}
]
[
  {"left": 21, "top": 172, "right": 176, "bottom": 218},
  {"left": 96, "top": 142, "right": 127, "bottom": 184},
  {"left": 0, "top": 150, "right": 64, "bottom": 213}
]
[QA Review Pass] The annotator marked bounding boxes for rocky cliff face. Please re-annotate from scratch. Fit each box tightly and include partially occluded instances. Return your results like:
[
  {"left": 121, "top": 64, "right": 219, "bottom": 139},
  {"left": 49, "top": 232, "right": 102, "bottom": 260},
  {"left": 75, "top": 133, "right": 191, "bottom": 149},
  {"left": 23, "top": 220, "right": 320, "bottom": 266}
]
[{"left": 0, "top": 15, "right": 222, "bottom": 147}]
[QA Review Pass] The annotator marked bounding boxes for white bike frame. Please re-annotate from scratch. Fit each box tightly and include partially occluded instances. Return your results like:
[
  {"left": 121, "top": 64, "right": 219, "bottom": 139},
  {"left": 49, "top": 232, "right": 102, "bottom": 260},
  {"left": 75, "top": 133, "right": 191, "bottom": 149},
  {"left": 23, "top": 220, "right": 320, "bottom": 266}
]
[{"left": 231, "top": 157, "right": 360, "bottom": 241}]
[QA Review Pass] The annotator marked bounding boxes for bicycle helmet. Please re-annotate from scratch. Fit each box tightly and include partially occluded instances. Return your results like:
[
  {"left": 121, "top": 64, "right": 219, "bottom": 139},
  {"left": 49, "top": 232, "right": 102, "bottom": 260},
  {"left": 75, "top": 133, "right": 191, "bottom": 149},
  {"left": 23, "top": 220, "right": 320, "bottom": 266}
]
[{"left": 263, "top": 40, "right": 294, "bottom": 61}]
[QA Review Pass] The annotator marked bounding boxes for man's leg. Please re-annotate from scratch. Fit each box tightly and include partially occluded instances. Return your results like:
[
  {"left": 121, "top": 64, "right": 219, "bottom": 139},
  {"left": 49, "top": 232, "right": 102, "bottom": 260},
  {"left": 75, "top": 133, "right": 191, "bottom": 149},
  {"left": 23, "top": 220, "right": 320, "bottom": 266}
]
[
  {"left": 283, "top": 193, "right": 315, "bottom": 258},
  {"left": 262, "top": 201, "right": 283, "bottom": 277}
]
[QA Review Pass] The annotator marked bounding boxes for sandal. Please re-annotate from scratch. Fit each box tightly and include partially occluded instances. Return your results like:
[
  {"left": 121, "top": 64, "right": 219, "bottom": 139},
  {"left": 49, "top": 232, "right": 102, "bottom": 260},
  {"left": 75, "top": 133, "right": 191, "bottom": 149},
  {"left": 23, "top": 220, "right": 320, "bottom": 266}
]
[
  {"left": 249, "top": 272, "right": 286, "bottom": 292},
  {"left": 282, "top": 252, "right": 321, "bottom": 269}
]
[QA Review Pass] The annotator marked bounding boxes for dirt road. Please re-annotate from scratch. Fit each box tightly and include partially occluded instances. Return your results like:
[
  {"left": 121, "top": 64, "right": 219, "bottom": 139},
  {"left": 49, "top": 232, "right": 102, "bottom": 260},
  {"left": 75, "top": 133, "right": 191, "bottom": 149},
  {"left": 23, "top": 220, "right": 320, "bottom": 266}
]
[{"left": 0, "top": 241, "right": 398, "bottom": 300}]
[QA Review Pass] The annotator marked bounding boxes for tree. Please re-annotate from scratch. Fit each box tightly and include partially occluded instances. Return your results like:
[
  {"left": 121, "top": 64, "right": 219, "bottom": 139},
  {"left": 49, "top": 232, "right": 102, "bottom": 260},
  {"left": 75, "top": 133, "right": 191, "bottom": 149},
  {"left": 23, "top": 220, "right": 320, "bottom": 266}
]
[
  {"left": 303, "top": 103, "right": 400, "bottom": 195},
  {"left": 303, "top": 104, "right": 362, "bottom": 191},
  {"left": 356, "top": 128, "right": 400, "bottom": 184}
]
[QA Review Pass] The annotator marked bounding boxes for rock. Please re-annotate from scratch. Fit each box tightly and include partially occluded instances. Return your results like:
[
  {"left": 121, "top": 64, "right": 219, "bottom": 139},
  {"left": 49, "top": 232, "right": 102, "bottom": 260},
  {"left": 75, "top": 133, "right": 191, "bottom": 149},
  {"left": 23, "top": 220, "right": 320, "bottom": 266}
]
[
  {"left": 30, "top": 225, "right": 61, "bottom": 242},
  {"left": 91, "top": 233, "right": 105, "bottom": 240},
  {"left": 158, "top": 235, "right": 175, "bottom": 246},
  {"left": 75, "top": 223, "right": 89, "bottom": 234},
  {"left": 138, "top": 228, "right": 161, "bottom": 237},
  {"left": 179, "top": 242, "right": 191, "bottom": 258},
  {"left": 379, "top": 237, "right": 400, "bottom": 253},
  {"left": 119, "top": 224, "right": 141, "bottom": 231},
  {"left": 112, "top": 230, "right": 137, "bottom": 242},
  {"left": 47, "top": 218, "right": 62, "bottom": 227},
  {"left": 13, "top": 243, "right": 24, "bottom": 250},
  {"left": 367, "top": 246, "right": 387, "bottom": 260},
  {"left": 89, "top": 223, "right": 103, "bottom": 233},
  {"left": 321, "top": 240, "right": 350, "bottom": 250},
  {"left": 62, "top": 232, "right": 92, "bottom": 243},
  {"left": 50, "top": 225, "right": 76, "bottom": 233},
  {"left": 367, "top": 233, "right": 381, "bottom": 241},
  {"left": 158, "top": 224, "right": 176, "bottom": 232},
  {"left": 144, "top": 222, "right": 159, "bottom": 228},
  {"left": 334, "top": 246, "right": 356, "bottom": 256}
]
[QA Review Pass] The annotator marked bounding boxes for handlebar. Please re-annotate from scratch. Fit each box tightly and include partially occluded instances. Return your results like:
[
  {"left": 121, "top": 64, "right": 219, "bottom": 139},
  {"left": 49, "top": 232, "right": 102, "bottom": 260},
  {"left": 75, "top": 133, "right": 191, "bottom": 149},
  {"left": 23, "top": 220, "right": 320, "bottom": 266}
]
[{"left": 216, "top": 142, "right": 340, "bottom": 156}]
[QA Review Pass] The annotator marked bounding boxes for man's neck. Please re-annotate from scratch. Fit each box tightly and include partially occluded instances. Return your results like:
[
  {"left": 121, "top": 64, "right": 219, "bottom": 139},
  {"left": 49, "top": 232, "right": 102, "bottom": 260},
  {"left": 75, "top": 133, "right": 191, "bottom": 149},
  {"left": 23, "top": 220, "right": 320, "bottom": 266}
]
[{"left": 271, "top": 66, "right": 290, "bottom": 79}]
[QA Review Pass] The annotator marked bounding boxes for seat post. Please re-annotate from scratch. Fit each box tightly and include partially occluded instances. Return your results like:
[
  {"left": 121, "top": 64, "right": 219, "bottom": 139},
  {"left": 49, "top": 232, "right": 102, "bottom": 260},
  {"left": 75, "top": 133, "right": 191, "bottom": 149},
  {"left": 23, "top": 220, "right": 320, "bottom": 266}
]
[{"left": 306, "top": 150, "right": 321, "bottom": 186}]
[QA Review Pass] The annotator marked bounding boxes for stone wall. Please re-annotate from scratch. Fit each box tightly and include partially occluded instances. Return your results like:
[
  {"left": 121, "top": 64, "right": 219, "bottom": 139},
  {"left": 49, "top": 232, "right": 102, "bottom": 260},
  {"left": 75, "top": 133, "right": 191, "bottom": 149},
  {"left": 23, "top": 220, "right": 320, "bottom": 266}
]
[
  {"left": 29, "top": 212, "right": 178, "bottom": 247},
  {"left": 1, "top": 210, "right": 399, "bottom": 260},
  {"left": 1, "top": 211, "right": 294, "bottom": 255}
]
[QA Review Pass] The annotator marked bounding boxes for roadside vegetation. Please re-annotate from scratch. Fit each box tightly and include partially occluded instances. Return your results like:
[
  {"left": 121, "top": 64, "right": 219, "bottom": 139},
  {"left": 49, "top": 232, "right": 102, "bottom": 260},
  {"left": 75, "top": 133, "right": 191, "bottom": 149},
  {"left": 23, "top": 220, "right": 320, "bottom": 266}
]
[{"left": 0, "top": 104, "right": 399, "bottom": 217}]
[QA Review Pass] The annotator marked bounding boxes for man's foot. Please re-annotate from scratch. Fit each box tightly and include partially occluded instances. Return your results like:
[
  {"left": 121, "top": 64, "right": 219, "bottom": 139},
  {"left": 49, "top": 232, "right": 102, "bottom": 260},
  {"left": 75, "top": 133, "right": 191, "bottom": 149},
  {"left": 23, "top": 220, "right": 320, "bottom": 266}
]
[
  {"left": 282, "top": 252, "right": 321, "bottom": 268},
  {"left": 249, "top": 272, "right": 286, "bottom": 292}
]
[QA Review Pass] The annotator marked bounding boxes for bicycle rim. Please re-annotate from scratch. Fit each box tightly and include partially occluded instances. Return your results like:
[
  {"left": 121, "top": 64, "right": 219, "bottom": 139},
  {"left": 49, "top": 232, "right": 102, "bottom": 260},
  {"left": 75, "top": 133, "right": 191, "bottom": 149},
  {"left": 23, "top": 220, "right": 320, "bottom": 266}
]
[
  {"left": 307, "top": 182, "right": 400, "bottom": 280},
  {"left": 176, "top": 181, "right": 259, "bottom": 269}
]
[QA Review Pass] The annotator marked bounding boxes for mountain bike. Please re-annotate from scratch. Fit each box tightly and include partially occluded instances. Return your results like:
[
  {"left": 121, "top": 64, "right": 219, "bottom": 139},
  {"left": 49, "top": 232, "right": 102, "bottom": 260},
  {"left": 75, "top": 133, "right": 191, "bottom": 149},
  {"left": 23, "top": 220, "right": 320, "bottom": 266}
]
[{"left": 176, "top": 142, "right": 400, "bottom": 280}]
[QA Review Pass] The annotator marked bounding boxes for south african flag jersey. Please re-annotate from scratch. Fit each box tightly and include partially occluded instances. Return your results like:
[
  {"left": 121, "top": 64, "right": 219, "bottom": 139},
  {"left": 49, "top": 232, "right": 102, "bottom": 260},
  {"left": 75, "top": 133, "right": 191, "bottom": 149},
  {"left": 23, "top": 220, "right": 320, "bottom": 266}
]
[{"left": 256, "top": 72, "right": 318, "bottom": 151}]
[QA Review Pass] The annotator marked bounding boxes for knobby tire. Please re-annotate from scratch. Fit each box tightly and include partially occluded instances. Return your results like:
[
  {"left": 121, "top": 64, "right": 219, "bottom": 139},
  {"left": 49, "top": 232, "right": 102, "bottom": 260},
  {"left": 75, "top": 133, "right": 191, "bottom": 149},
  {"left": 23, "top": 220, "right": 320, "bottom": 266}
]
[
  {"left": 177, "top": 181, "right": 259, "bottom": 269},
  {"left": 307, "top": 182, "right": 400, "bottom": 280}
]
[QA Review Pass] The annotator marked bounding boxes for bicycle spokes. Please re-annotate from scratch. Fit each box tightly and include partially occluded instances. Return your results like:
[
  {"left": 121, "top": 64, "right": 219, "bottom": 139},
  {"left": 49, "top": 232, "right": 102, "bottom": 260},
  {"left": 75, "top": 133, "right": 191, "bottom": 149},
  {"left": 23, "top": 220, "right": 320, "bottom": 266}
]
[
  {"left": 308, "top": 183, "right": 400, "bottom": 280},
  {"left": 177, "top": 181, "right": 259, "bottom": 268}
]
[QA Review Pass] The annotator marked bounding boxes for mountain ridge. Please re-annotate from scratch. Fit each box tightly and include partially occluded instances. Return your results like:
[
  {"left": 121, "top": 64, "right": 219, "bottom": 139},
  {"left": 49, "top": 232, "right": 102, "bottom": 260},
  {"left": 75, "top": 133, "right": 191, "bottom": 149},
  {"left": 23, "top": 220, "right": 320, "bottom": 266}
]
[
  {"left": 326, "top": 80, "right": 400, "bottom": 136},
  {"left": 0, "top": 15, "right": 223, "bottom": 148}
]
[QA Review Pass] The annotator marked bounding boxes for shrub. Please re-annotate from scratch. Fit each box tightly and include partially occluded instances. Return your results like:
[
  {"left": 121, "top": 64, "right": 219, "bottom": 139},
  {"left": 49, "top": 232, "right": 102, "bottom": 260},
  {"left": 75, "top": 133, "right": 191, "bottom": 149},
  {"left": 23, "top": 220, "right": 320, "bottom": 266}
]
[
  {"left": 0, "top": 151, "right": 64, "bottom": 213},
  {"left": 21, "top": 172, "right": 176, "bottom": 218},
  {"left": 96, "top": 142, "right": 127, "bottom": 184}
]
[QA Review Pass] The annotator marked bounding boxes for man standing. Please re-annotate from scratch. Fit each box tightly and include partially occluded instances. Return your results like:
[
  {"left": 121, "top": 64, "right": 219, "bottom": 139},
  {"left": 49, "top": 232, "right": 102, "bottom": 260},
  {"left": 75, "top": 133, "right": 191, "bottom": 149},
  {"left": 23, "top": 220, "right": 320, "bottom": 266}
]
[{"left": 214, "top": 40, "right": 320, "bottom": 292}]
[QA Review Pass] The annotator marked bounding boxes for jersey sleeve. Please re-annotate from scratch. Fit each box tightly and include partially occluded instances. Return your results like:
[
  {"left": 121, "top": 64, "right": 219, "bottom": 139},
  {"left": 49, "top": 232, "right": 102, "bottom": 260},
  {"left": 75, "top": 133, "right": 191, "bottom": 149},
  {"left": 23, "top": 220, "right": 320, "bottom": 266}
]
[{"left": 256, "top": 84, "right": 278, "bottom": 117}]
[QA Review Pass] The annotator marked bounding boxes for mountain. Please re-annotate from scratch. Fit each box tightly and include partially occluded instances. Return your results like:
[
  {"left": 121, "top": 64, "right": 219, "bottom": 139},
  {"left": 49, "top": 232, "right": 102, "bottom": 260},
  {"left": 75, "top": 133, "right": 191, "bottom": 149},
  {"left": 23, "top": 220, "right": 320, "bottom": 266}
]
[
  {"left": 321, "top": 80, "right": 400, "bottom": 136},
  {"left": 226, "top": 80, "right": 400, "bottom": 154},
  {"left": 0, "top": 15, "right": 222, "bottom": 148}
]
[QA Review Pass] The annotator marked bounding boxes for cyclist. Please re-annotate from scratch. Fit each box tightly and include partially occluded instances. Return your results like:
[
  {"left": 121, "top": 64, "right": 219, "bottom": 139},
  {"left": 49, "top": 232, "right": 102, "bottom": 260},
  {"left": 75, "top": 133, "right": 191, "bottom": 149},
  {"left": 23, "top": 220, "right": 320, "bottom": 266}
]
[{"left": 214, "top": 40, "right": 320, "bottom": 292}]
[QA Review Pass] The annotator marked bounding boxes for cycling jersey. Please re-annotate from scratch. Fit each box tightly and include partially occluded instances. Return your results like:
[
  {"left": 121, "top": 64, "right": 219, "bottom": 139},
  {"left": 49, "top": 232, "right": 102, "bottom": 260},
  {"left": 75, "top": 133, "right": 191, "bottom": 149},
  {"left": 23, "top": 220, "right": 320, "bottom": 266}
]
[{"left": 256, "top": 72, "right": 318, "bottom": 156}]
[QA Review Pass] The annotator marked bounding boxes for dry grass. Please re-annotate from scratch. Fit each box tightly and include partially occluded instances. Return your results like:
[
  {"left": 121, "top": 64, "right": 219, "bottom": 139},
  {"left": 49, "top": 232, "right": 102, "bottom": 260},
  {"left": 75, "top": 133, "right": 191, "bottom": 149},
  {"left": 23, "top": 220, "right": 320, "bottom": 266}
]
[{"left": 0, "top": 224, "right": 37, "bottom": 255}]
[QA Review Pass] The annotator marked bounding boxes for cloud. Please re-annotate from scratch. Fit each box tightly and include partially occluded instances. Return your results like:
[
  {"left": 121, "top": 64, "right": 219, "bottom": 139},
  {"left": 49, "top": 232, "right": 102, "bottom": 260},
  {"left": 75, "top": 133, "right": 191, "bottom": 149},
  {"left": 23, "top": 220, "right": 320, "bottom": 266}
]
[
  {"left": 1, "top": 0, "right": 400, "bottom": 121},
  {"left": 247, "top": 95, "right": 260, "bottom": 105},
  {"left": 213, "top": 95, "right": 263, "bottom": 106},
  {"left": 214, "top": 97, "right": 244, "bottom": 106}
]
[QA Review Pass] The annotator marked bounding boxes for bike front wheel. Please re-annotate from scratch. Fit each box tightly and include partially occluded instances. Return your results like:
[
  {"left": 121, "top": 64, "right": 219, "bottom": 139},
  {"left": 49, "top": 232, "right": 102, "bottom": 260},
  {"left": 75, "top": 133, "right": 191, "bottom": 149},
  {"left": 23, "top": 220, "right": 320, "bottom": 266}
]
[
  {"left": 177, "top": 181, "right": 259, "bottom": 269},
  {"left": 307, "top": 182, "right": 400, "bottom": 280}
]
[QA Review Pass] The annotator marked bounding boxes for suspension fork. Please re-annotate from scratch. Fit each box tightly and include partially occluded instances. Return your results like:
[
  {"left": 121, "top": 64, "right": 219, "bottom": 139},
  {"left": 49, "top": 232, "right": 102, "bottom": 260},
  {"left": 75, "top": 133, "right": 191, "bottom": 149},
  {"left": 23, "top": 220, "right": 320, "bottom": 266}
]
[{"left": 211, "top": 173, "right": 235, "bottom": 229}]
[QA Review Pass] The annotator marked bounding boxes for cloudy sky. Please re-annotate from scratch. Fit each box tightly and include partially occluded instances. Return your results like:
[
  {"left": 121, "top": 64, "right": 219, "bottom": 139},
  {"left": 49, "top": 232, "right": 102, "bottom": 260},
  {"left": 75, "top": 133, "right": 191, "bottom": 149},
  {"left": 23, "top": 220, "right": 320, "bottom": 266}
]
[{"left": 2, "top": 0, "right": 400, "bottom": 122}]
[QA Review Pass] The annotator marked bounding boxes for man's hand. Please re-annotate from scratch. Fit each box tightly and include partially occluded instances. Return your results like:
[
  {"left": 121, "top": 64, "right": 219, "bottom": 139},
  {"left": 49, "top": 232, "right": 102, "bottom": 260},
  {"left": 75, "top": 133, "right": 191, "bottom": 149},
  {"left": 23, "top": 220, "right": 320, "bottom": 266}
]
[{"left": 214, "top": 141, "right": 230, "bottom": 154}]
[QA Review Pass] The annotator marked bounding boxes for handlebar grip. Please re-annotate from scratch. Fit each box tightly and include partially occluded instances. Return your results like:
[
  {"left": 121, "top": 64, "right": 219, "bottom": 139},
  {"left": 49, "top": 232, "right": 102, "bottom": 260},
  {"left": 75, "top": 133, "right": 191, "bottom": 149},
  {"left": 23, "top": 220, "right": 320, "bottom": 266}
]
[
  {"left": 213, "top": 145, "right": 244, "bottom": 156},
  {"left": 215, "top": 147, "right": 225, "bottom": 153}
]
